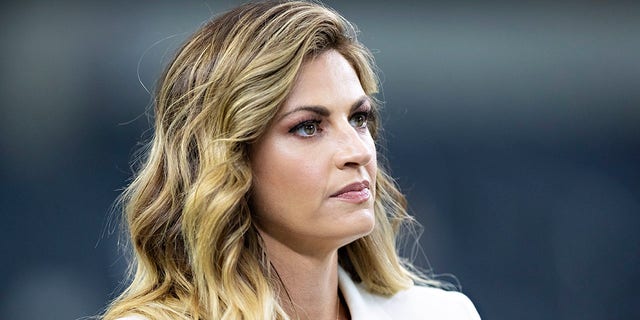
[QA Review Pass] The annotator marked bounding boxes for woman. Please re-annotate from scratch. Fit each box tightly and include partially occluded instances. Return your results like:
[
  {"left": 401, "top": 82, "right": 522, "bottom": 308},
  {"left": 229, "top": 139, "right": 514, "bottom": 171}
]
[{"left": 103, "top": 1, "right": 480, "bottom": 319}]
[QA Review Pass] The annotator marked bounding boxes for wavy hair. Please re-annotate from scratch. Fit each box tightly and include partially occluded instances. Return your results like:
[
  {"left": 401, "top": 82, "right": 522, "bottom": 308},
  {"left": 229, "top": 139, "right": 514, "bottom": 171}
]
[{"left": 103, "top": 1, "right": 428, "bottom": 319}]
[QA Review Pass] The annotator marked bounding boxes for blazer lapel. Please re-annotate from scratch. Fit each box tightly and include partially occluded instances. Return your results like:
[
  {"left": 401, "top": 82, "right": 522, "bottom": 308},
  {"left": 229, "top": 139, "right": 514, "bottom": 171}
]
[{"left": 338, "top": 267, "right": 392, "bottom": 320}]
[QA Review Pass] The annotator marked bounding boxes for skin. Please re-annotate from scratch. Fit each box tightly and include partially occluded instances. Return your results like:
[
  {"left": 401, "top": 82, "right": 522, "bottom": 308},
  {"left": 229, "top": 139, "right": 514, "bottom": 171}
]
[{"left": 249, "top": 49, "right": 377, "bottom": 319}]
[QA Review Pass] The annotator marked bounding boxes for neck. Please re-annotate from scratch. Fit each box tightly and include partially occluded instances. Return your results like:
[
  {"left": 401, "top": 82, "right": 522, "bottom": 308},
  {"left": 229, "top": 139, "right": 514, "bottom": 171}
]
[{"left": 261, "top": 232, "right": 344, "bottom": 320}]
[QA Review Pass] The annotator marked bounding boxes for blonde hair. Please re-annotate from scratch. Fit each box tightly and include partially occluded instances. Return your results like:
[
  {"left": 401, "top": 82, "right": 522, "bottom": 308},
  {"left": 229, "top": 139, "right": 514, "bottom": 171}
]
[{"left": 104, "top": 1, "right": 427, "bottom": 319}]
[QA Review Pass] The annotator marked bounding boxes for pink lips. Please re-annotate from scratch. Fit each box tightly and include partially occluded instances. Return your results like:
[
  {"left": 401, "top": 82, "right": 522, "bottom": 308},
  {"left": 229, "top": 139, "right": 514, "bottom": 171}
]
[{"left": 331, "top": 181, "right": 371, "bottom": 203}]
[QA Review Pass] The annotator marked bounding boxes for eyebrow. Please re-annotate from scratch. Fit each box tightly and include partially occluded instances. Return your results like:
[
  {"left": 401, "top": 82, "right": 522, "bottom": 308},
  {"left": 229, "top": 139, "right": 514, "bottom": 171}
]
[{"left": 278, "top": 96, "right": 371, "bottom": 121}]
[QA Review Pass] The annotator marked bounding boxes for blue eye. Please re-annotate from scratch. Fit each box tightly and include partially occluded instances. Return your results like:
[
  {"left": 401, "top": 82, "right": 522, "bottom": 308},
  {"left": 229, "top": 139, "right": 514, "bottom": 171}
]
[
  {"left": 290, "top": 120, "right": 321, "bottom": 137},
  {"left": 349, "top": 112, "right": 368, "bottom": 129}
]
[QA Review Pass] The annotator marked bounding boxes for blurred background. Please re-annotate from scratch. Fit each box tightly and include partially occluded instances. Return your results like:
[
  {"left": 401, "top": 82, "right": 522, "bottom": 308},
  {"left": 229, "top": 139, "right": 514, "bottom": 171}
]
[{"left": 1, "top": 0, "right": 638, "bottom": 319}]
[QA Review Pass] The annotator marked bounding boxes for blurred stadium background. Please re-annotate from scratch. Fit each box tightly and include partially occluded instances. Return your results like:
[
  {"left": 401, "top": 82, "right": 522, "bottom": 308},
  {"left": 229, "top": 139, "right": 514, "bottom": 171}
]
[{"left": 1, "top": 1, "right": 638, "bottom": 319}]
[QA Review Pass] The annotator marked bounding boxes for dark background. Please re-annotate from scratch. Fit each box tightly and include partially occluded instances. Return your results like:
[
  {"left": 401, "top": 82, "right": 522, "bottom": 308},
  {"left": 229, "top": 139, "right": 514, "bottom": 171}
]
[{"left": 1, "top": 1, "right": 638, "bottom": 319}]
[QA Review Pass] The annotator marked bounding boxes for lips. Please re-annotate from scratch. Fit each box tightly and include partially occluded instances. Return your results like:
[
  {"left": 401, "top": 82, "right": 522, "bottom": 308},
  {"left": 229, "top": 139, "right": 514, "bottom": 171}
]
[{"left": 331, "top": 181, "right": 371, "bottom": 203}]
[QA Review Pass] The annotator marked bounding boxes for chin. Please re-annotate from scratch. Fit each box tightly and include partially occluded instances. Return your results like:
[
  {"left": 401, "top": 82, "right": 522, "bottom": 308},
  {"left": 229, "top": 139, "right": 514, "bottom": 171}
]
[{"left": 338, "top": 208, "right": 376, "bottom": 245}]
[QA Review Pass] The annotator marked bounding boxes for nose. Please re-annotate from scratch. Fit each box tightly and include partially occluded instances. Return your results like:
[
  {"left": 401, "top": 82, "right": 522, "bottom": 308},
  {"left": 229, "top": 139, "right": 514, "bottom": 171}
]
[{"left": 333, "top": 122, "right": 374, "bottom": 169}]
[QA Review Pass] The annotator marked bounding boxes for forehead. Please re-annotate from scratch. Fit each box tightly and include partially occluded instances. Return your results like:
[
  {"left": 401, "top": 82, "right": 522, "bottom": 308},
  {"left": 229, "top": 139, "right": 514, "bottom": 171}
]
[{"left": 280, "top": 50, "right": 366, "bottom": 112}]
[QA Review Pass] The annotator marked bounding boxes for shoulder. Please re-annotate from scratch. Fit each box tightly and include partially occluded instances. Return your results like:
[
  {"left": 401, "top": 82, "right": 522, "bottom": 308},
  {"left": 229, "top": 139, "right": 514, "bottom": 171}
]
[
  {"left": 381, "top": 285, "right": 481, "bottom": 319},
  {"left": 338, "top": 268, "right": 480, "bottom": 319}
]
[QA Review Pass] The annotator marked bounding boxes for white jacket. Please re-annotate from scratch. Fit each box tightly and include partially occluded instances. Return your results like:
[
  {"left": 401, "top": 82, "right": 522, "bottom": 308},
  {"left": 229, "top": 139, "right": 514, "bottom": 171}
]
[
  {"left": 117, "top": 268, "right": 481, "bottom": 320},
  {"left": 338, "top": 267, "right": 481, "bottom": 319}
]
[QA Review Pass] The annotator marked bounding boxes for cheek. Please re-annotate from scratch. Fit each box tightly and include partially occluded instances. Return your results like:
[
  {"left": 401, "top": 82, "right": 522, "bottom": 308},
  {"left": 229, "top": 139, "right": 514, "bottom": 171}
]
[
  {"left": 272, "top": 143, "right": 325, "bottom": 186},
  {"left": 366, "top": 136, "right": 377, "bottom": 171},
  {"left": 285, "top": 154, "right": 327, "bottom": 202},
  {"left": 252, "top": 141, "right": 327, "bottom": 210},
  {"left": 366, "top": 139, "right": 378, "bottom": 194},
  {"left": 368, "top": 156, "right": 378, "bottom": 190}
]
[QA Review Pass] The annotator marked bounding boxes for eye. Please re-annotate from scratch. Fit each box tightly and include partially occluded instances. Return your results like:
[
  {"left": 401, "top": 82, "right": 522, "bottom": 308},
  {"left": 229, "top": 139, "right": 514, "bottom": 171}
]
[
  {"left": 349, "top": 112, "right": 368, "bottom": 129},
  {"left": 290, "top": 120, "right": 321, "bottom": 137}
]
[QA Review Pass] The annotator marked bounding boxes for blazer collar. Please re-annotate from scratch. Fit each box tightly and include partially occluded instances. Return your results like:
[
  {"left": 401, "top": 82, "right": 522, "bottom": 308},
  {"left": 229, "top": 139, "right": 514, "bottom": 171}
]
[{"left": 338, "top": 267, "right": 392, "bottom": 320}]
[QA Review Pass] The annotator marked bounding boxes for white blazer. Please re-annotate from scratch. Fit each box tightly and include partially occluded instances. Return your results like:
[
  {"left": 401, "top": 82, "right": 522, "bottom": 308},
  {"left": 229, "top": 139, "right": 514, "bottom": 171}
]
[
  {"left": 117, "top": 268, "right": 481, "bottom": 320},
  {"left": 338, "top": 267, "right": 481, "bottom": 319}
]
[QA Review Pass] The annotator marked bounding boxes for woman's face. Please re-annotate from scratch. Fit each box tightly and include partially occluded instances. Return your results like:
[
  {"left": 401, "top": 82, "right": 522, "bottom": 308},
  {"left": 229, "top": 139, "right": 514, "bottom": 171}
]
[{"left": 250, "top": 50, "right": 377, "bottom": 255}]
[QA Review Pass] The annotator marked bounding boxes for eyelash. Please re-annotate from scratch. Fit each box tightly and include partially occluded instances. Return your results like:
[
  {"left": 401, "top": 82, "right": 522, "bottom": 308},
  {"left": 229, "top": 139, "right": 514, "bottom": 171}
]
[
  {"left": 288, "top": 110, "right": 372, "bottom": 138},
  {"left": 289, "top": 118, "right": 323, "bottom": 137}
]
